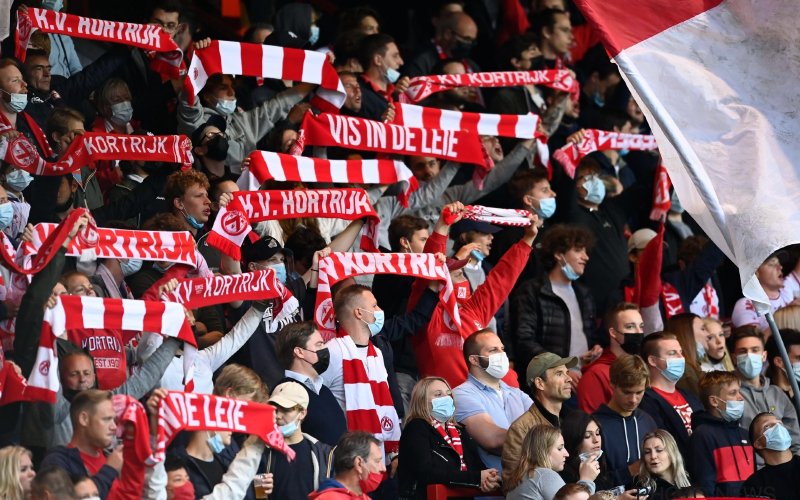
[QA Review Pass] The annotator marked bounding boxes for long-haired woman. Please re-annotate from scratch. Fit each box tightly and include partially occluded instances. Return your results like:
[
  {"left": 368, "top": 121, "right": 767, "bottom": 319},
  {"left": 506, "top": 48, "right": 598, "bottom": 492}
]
[
  {"left": 0, "top": 446, "right": 36, "bottom": 500},
  {"left": 635, "top": 430, "right": 692, "bottom": 500}
]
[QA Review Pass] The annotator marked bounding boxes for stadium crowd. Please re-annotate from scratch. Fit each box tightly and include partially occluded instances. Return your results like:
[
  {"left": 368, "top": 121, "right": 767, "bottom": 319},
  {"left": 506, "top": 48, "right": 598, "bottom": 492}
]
[{"left": 0, "top": 0, "right": 797, "bottom": 499}]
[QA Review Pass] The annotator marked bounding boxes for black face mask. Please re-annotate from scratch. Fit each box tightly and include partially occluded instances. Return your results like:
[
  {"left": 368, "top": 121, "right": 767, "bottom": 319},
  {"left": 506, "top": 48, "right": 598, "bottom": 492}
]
[
  {"left": 529, "top": 56, "right": 546, "bottom": 71},
  {"left": 205, "top": 135, "right": 229, "bottom": 161},
  {"left": 55, "top": 192, "right": 75, "bottom": 213},
  {"left": 450, "top": 39, "right": 475, "bottom": 59},
  {"left": 304, "top": 347, "right": 330, "bottom": 374},
  {"left": 620, "top": 332, "right": 644, "bottom": 355}
]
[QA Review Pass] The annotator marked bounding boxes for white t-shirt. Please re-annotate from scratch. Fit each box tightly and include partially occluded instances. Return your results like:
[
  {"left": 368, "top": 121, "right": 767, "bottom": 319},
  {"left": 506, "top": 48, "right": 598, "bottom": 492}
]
[{"left": 731, "top": 286, "right": 794, "bottom": 330}]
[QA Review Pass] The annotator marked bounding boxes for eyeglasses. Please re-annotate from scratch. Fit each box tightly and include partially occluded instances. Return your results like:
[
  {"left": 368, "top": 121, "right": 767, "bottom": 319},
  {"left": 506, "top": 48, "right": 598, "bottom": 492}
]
[{"left": 151, "top": 20, "right": 180, "bottom": 32}]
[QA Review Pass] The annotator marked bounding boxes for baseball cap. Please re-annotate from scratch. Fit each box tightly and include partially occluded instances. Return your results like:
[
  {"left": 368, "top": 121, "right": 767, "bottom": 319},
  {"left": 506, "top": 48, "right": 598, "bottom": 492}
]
[
  {"left": 450, "top": 219, "right": 501, "bottom": 239},
  {"left": 269, "top": 382, "right": 309, "bottom": 409},
  {"left": 241, "top": 235, "right": 288, "bottom": 265},
  {"left": 526, "top": 352, "right": 578, "bottom": 386},
  {"left": 191, "top": 115, "right": 227, "bottom": 147},
  {"left": 627, "top": 228, "right": 657, "bottom": 253}
]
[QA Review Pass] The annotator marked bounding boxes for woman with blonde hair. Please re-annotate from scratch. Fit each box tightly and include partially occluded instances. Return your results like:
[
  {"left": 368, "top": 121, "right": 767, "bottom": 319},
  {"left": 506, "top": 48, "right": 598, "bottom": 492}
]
[
  {"left": 700, "top": 318, "right": 734, "bottom": 372},
  {"left": 0, "top": 446, "right": 36, "bottom": 500},
  {"left": 398, "top": 376, "right": 499, "bottom": 499},
  {"left": 635, "top": 429, "right": 692, "bottom": 500},
  {"left": 506, "top": 425, "right": 599, "bottom": 500}
]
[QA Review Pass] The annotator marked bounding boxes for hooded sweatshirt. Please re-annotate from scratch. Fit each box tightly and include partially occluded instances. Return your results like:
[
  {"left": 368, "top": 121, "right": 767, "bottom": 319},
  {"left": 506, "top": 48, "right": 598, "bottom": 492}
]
[
  {"left": 577, "top": 350, "right": 617, "bottom": 413},
  {"left": 689, "top": 410, "right": 754, "bottom": 497},
  {"left": 592, "top": 404, "right": 657, "bottom": 487}
]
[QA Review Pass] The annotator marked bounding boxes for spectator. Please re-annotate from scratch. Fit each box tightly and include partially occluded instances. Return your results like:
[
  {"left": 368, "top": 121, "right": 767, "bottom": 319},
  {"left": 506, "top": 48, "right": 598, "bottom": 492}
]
[
  {"left": 764, "top": 328, "right": 800, "bottom": 400},
  {"left": 531, "top": 9, "right": 573, "bottom": 69},
  {"left": 578, "top": 303, "right": 644, "bottom": 414},
  {"left": 559, "top": 411, "right": 612, "bottom": 491},
  {"left": 700, "top": 317, "right": 733, "bottom": 372},
  {"left": 639, "top": 332, "right": 702, "bottom": 459},
  {"left": 664, "top": 313, "right": 706, "bottom": 396},
  {"left": 554, "top": 483, "right": 593, "bottom": 500},
  {"left": 592, "top": 355, "right": 657, "bottom": 488},
  {"left": 689, "top": 370, "right": 754, "bottom": 496},
  {"left": 453, "top": 330, "right": 533, "bottom": 472},
  {"left": 73, "top": 475, "right": 100, "bottom": 498},
  {"left": 731, "top": 254, "right": 794, "bottom": 331},
  {"left": 742, "top": 412, "right": 800, "bottom": 500},
  {"left": 502, "top": 352, "right": 578, "bottom": 483},
  {"left": 308, "top": 431, "right": 386, "bottom": 499},
  {"left": 634, "top": 430, "right": 692, "bottom": 500},
  {"left": 30, "top": 466, "right": 76, "bottom": 500},
  {"left": 404, "top": 12, "right": 480, "bottom": 78},
  {"left": 505, "top": 424, "right": 599, "bottom": 499},
  {"left": 0, "top": 446, "right": 36, "bottom": 500},
  {"left": 398, "top": 376, "right": 499, "bottom": 498},
  {"left": 356, "top": 33, "right": 409, "bottom": 121}
]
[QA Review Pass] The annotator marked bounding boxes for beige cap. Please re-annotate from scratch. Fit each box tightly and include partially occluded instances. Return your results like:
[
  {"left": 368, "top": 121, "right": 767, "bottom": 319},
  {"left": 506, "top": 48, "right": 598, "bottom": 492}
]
[
  {"left": 268, "top": 382, "right": 310, "bottom": 409},
  {"left": 627, "top": 228, "right": 657, "bottom": 253}
]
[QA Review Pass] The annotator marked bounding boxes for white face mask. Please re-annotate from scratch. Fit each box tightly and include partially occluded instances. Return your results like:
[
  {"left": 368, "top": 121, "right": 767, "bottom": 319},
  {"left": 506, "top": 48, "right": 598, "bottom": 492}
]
[
  {"left": 215, "top": 98, "right": 237, "bottom": 115},
  {"left": 477, "top": 352, "right": 510, "bottom": 379}
]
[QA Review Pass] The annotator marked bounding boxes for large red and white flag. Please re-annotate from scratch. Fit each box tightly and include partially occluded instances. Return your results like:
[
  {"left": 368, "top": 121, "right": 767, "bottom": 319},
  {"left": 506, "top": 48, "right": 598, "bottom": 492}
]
[{"left": 575, "top": 0, "right": 800, "bottom": 306}]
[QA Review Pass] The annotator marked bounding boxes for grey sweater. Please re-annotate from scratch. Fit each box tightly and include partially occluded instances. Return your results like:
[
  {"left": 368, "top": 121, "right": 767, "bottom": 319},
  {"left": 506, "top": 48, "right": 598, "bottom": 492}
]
[
  {"left": 739, "top": 375, "right": 800, "bottom": 468},
  {"left": 506, "top": 467, "right": 595, "bottom": 500}
]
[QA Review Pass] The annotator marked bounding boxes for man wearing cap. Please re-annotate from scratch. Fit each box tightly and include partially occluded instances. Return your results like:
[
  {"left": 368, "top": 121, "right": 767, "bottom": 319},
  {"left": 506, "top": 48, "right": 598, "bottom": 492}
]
[
  {"left": 501, "top": 352, "right": 577, "bottom": 484},
  {"left": 265, "top": 382, "right": 335, "bottom": 499},
  {"left": 509, "top": 224, "right": 599, "bottom": 388},
  {"left": 450, "top": 218, "right": 502, "bottom": 333},
  {"left": 191, "top": 115, "right": 237, "bottom": 182}
]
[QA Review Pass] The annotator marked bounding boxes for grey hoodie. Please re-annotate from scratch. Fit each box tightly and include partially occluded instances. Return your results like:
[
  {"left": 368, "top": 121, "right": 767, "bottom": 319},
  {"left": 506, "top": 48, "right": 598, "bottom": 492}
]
[{"left": 739, "top": 375, "right": 800, "bottom": 468}]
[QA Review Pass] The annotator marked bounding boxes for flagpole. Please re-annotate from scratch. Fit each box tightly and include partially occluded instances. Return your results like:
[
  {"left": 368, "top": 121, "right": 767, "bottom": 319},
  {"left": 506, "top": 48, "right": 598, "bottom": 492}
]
[{"left": 764, "top": 312, "right": 800, "bottom": 417}]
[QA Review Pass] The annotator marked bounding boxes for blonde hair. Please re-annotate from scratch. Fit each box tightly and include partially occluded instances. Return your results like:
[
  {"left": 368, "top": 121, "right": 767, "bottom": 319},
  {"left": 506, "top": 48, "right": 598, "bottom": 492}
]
[
  {"left": 0, "top": 446, "right": 32, "bottom": 500},
  {"left": 506, "top": 425, "right": 561, "bottom": 492},
  {"left": 637, "top": 430, "right": 691, "bottom": 490},
  {"left": 774, "top": 305, "right": 800, "bottom": 331},
  {"left": 405, "top": 377, "right": 453, "bottom": 425},
  {"left": 701, "top": 317, "right": 734, "bottom": 371},
  {"left": 213, "top": 364, "right": 269, "bottom": 403}
]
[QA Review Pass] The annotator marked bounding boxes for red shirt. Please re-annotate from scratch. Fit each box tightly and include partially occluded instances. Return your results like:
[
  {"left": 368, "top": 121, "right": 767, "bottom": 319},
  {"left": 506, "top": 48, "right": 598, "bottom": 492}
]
[
  {"left": 74, "top": 446, "right": 106, "bottom": 476},
  {"left": 68, "top": 328, "right": 127, "bottom": 390},
  {"left": 652, "top": 386, "right": 693, "bottom": 434}
]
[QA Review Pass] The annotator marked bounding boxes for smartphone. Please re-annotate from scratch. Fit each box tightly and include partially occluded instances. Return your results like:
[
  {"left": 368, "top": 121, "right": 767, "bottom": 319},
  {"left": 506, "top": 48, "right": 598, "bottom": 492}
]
[
  {"left": 637, "top": 486, "right": 653, "bottom": 498},
  {"left": 609, "top": 486, "right": 625, "bottom": 496},
  {"left": 579, "top": 450, "right": 603, "bottom": 462}
]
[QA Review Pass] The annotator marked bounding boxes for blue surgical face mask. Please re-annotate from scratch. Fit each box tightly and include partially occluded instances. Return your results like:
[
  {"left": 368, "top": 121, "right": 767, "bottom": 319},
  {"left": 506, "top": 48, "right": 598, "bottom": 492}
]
[
  {"left": 582, "top": 175, "right": 606, "bottom": 205},
  {"left": 718, "top": 398, "right": 744, "bottom": 422},
  {"left": 592, "top": 91, "right": 605, "bottom": 108},
  {"left": 215, "top": 98, "right": 237, "bottom": 116},
  {"left": 792, "top": 362, "right": 800, "bottom": 382},
  {"left": 110, "top": 101, "right": 133, "bottom": 125},
  {"left": 279, "top": 418, "right": 299, "bottom": 438},
  {"left": 386, "top": 67, "right": 401, "bottom": 84},
  {"left": 431, "top": 395, "right": 455, "bottom": 423},
  {"left": 696, "top": 343, "right": 706, "bottom": 360},
  {"left": 308, "top": 25, "right": 320, "bottom": 46},
  {"left": 0, "top": 202, "right": 13, "bottom": 230},
  {"left": 618, "top": 148, "right": 630, "bottom": 157},
  {"left": 470, "top": 249, "right": 485, "bottom": 262},
  {"left": 536, "top": 197, "right": 556, "bottom": 219},
  {"left": 41, "top": 0, "right": 64, "bottom": 10},
  {"left": 660, "top": 357, "right": 685, "bottom": 382},
  {"left": 207, "top": 432, "right": 225, "bottom": 454},
  {"left": 120, "top": 258, "right": 143, "bottom": 277},
  {"left": 360, "top": 308, "right": 385, "bottom": 336},
  {"left": 5, "top": 169, "right": 33, "bottom": 192},
  {"left": 560, "top": 259, "right": 580, "bottom": 281},
  {"left": 763, "top": 423, "right": 792, "bottom": 451},
  {"left": 1, "top": 90, "right": 28, "bottom": 113},
  {"left": 183, "top": 212, "right": 204, "bottom": 230},
  {"left": 737, "top": 353, "right": 763, "bottom": 380},
  {"left": 269, "top": 262, "right": 287, "bottom": 284}
]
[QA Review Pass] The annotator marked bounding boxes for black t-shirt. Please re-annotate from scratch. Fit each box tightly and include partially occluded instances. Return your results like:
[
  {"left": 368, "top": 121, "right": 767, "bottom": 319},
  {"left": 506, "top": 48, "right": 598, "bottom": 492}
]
[
  {"left": 192, "top": 455, "right": 225, "bottom": 489},
  {"left": 272, "top": 438, "right": 315, "bottom": 500},
  {"left": 742, "top": 455, "right": 800, "bottom": 500}
]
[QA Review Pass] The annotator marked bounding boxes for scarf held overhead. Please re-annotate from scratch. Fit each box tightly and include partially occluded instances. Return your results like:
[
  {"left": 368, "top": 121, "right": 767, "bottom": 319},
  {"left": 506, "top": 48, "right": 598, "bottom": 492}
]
[
  {"left": 0, "top": 133, "right": 193, "bottom": 175},
  {"left": 239, "top": 151, "right": 419, "bottom": 208},
  {"left": 552, "top": 129, "right": 658, "bottom": 178},
  {"left": 442, "top": 205, "right": 532, "bottom": 226},
  {"left": 26, "top": 295, "right": 197, "bottom": 403},
  {"left": 19, "top": 223, "right": 198, "bottom": 268},
  {"left": 161, "top": 269, "right": 283, "bottom": 309},
  {"left": 16, "top": 8, "right": 185, "bottom": 79},
  {"left": 295, "top": 112, "right": 489, "bottom": 170},
  {"left": 153, "top": 391, "right": 295, "bottom": 463},
  {"left": 207, "top": 188, "right": 381, "bottom": 260},
  {"left": 183, "top": 40, "right": 345, "bottom": 112},
  {"left": 395, "top": 102, "right": 543, "bottom": 140},
  {"left": 403, "top": 69, "right": 578, "bottom": 103},
  {"left": 314, "top": 252, "right": 460, "bottom": 341}
]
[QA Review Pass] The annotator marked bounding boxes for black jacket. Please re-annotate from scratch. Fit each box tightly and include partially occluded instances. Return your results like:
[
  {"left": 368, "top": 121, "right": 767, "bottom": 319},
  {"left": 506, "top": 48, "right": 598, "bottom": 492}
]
[
  {"left": 398, "top": 418, "right": 484, "bottom": 500},
  {"left": 509, "top": 276, "right": 595, "bottom": 384},
  {"left": 638, "top": 387, "right": 703, "bottom": 461},
  {"left": 689, "top": 410, "right": 755, "bottom": 498}
]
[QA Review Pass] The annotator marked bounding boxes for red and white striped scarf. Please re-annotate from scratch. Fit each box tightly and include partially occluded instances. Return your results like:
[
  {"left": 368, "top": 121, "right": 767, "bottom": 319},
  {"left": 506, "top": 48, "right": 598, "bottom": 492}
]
[
  {"left": 0, "top": 133, "right": 193, "bottom": 175},
  {"left": 314, "top": 252, "right": 460, "bottom": 341},
  {"left": 293, "top": 112, "right": 489, "bottom": 172},
  {"left": 650, "top": 163, "right": 673, "bottom": 221},
  {"left": 334, "top": 334, "right": 401, "bottom": 458},
  {"left": 26, "top": 295, "right": 197, "bottom": 403},
  {"left": 16, "top": 8, "right": 185, "bottom": 80},
  {"left": 443, "top": 205, "right": 532, "bottom": 227},
  {"left": 239, "top": 151, "right": 419, "bottom": 208},
  {"left": 159, "top": 269, "right": 283, "bottom": 309},
  {"left": 402, "top": 69, "right": 578, "bottom": 103},
  {"left": 207, "top": 188, "right": 380, "bottom": 260},
  {"left": 552, "top": 129, "right": 658, "bottom": 178},
  {"left": 395, "top": 102, "right": 542, "bottom": 140},
  {"left": 183, "top": 40, "right": 345, "bottom": 112},
  {"left": 151, "top": 391, "right": 294, "bottom": 464},
  {"left": 0, "top": 111, "right": 55, "bottom": 158},
  {"left": 17, "top": 222, "right": 198, "bottom": 269},
  {"left": 430, "top": 419, "right": 467, "bottom": 471},
  {"left": 0, "top": 361, "right": 29, "bottom": 405}
]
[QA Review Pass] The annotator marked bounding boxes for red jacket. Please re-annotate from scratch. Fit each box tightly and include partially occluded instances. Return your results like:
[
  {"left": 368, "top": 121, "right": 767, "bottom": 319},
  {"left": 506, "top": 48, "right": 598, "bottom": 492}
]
[
  {"left": 409, "top": 232, "right": 530, "bottom": 389},
  {"left": 577, "top": 349, "right": 617, "bottom": 413}
]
